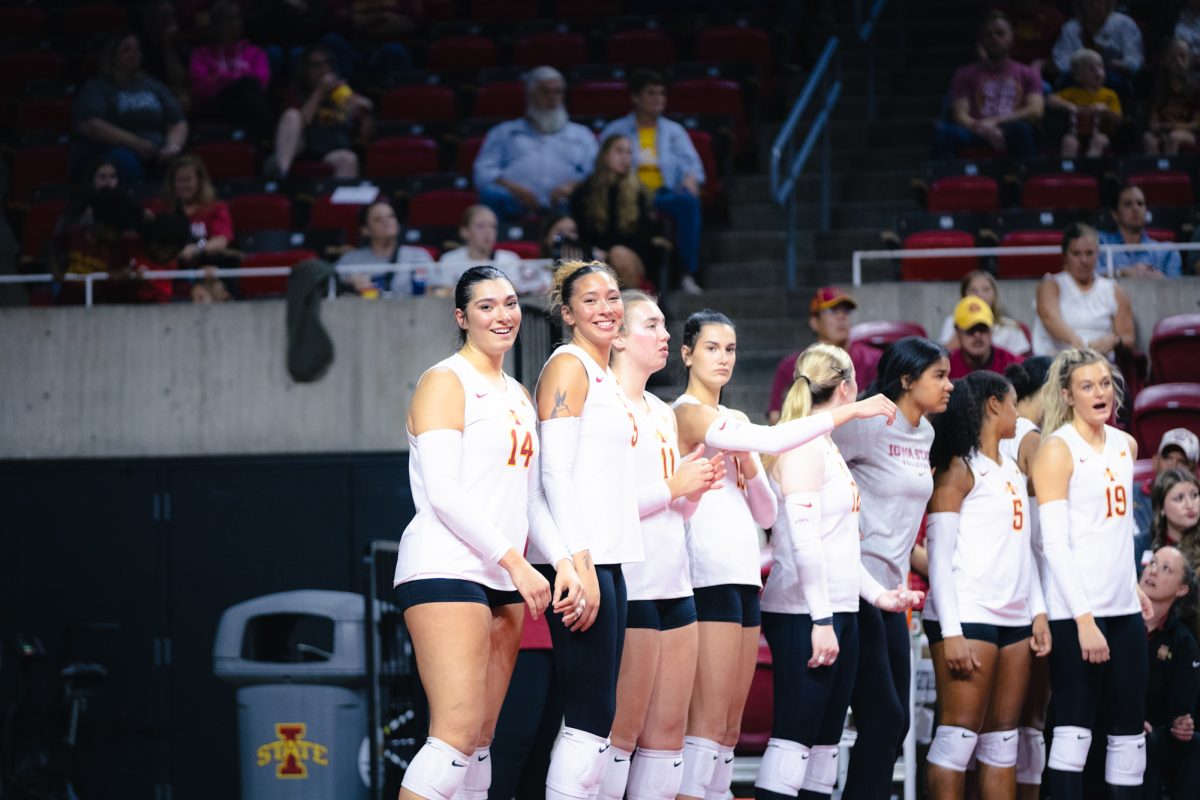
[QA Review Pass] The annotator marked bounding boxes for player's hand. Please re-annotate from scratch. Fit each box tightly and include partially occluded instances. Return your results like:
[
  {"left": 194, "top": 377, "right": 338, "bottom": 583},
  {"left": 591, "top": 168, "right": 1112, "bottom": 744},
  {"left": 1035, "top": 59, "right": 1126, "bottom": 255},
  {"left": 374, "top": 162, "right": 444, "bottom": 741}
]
[
  {"left": 569, "top": 551, "right": 601, "bottom": 632},
  {"left": 809, "top": 624, "right": 839, "bottom": 668},
  {"left": 1031, "top": 613, "right": 1052, "bottom": 657},
  {"left": 1077, "top": 617, "right": 1110, "bottom": 663},
  {"left": 944, "top": 635, "right": 981, "bottom": 676},
  {"left": 500, "top": 550, "right": 551, "bottom": 618}
]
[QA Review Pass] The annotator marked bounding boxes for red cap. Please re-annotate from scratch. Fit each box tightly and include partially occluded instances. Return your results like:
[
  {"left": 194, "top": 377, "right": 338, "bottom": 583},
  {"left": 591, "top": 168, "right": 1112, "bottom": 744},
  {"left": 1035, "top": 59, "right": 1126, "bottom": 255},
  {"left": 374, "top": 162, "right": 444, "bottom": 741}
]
[{"left": 810, "top": 286, "right": 857, "bottom": 314}]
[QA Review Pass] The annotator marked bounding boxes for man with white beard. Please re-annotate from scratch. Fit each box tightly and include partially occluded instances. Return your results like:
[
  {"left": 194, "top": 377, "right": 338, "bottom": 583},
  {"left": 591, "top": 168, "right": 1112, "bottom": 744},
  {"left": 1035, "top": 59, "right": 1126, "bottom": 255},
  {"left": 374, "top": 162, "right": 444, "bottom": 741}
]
[{"left": 473, "top": 65, "right": 599, "bottom": 220}]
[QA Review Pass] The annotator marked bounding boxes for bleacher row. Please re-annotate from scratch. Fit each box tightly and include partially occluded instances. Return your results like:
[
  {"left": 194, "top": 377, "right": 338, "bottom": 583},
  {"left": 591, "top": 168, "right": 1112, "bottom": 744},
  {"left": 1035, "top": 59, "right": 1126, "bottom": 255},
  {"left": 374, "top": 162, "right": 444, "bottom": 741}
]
[{"left": 888, "top": 155, "right": 1200, "bottom": 281}]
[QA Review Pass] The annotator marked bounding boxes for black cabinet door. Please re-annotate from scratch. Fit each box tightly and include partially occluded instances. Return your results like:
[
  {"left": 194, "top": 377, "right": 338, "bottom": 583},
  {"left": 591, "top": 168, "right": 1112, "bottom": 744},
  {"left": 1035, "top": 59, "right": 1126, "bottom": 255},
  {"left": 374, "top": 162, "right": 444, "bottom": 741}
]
[
  {"left": 164, "top": 460, "right": 354, "bottom": 800},
  {"left": 0, "top": 461, "right": 168, "bottom": 799}
]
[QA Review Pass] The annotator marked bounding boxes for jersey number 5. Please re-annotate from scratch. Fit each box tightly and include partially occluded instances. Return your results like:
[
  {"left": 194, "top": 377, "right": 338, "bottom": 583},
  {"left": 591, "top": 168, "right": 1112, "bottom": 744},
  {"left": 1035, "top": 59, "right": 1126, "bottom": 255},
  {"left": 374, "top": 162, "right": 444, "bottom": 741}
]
[
  {"left": 1012, "top": 498, "right": 1023, "bottom": 531},
  {"left": 1105, "top": 485, "right": 1127, "bottom": 518},
  {"left": 507, "top": 429, "right": 534, "bottom": 468}
]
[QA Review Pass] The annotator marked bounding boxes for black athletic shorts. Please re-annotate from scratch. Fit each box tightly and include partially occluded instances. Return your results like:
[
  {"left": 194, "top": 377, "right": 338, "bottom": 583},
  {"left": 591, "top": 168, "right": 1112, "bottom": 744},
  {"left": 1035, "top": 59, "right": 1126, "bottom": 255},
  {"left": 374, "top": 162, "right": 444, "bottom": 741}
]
[
  {"left": 627, "top": 596, "right": 698, "bottom": 631},
  {"left": 924, "top": 618, "right": 1032, "bottom": 649},
  {"left": 394, "top": 577, "right": 522, "bottom": 612},
  {"left": 693, "top": 584, "right": 761, "bottom": 627}
]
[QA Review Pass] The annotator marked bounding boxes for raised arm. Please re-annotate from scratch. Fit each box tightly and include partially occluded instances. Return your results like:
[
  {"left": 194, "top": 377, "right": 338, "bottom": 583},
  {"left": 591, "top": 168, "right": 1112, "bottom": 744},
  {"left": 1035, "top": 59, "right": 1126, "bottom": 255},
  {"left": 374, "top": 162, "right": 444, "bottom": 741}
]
[{"left": 686, "top": 395, "right": 896, "bottom": 456}]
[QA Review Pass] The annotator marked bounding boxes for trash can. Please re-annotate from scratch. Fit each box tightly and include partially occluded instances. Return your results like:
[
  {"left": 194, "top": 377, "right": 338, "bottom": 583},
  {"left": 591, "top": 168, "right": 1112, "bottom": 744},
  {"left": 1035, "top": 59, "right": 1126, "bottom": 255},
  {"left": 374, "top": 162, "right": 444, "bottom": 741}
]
[{"left": 214, "top": 590, "right": 369, "bottom": 800}]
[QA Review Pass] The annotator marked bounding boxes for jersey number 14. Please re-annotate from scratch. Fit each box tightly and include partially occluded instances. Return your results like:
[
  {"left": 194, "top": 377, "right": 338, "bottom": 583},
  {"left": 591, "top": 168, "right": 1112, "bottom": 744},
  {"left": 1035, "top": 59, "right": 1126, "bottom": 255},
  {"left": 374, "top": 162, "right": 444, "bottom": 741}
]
[{"left": 507, "top": 429, "right": 534, "bottom": 468}]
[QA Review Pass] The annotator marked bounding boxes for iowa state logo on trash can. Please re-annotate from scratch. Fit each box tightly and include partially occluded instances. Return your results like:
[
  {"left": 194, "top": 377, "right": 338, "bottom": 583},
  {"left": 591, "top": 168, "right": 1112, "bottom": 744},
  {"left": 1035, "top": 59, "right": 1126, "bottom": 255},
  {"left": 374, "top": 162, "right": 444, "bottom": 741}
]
[{"left": 256, "top": 723, "right": 330, "bottom": 778}]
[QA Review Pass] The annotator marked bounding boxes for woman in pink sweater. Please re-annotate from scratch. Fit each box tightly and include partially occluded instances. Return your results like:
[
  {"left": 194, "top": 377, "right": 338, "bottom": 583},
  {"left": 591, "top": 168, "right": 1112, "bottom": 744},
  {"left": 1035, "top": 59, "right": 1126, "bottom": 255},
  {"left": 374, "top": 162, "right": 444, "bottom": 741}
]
[{"left": 189, "top": 1, "right": 272, "bottom": 139}]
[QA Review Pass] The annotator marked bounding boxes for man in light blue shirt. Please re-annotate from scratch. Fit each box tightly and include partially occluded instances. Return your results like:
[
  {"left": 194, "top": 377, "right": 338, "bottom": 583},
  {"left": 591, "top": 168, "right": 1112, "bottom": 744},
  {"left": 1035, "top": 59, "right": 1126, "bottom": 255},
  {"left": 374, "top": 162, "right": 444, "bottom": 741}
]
[
  {"left": 600, "top": 69, "right": 707, "bottom": 293},
  {"left": 472, "top": 66, "right": 598, "bottom": 220},
  {"left": 1098, "top": 184, "right": 1182, "bottom": 278}
]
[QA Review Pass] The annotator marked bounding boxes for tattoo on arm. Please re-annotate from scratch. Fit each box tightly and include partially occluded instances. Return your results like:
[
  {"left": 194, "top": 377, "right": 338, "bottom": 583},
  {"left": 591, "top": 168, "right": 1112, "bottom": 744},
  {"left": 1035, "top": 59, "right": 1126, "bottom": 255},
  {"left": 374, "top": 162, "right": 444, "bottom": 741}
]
[{"left": 550, "top": 388, "right": 571, "bottom": 418}]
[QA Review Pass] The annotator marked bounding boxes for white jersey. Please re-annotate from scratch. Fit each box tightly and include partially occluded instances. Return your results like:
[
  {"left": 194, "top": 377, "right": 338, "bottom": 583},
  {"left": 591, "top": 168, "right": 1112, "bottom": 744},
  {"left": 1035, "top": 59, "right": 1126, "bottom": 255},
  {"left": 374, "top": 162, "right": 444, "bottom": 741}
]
[
  {"left": 1000, "top": 416, "right": 1038, "bottom": 465},
  {"left": 1044, "top": 423, "right": 1140, "bottom": 620},
  {"left": 762, "top": 437, "right": 862, "bottom": 615},
  {"left": 395, "top": 354, "right": 537, "bottom": 590},
  {"left": 625, "top": 392, "right": 692, "bottom": 601},
  {"left": 1031, "top": 272, "right": 1118, "bottom": 356},
  {"left": 925, "top": 452, "right": 1034, "bottom": 627},
  {"left": 1000, "top": 416, "right": 1049, "bottom": 609},
  {"left": 673, "top": 394, "right": 764, "bottom": 588},
  {"left": 531, "top": 344, "right": 642, "bottom": 566}
]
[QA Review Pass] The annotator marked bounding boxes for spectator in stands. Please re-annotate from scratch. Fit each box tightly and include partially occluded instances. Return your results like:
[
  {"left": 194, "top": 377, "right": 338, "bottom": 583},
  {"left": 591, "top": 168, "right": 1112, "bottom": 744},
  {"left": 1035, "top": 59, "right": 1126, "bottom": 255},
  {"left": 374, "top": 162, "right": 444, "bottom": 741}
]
[
  {"left": 336, "top": 199, "right": 432, "bottom": 297},
  {"left": 324, "top": 0, "right": 414, "bottom": 80},
  {"left": 1135, "top": 430, "right": 1200, "bottom": 555},
  {"left": 189, "top": 1, "right": 272, "bottom": 141},
  {"left": 937, "top": 270, "right": 1032, "bottom": 355},
  {"left": 1140, "top": 545, "right": 1200, "bottom": 799},
  {"left": 539, "top": 212, "right": 587, "bottom": 263},
  {"left": 569, "top": 135, "right": 656, "bottom": 289},
  {"left": 1144, "top": 38, "right": 1200, "bottom": 156},
  {"left": 132, "top": 212, "right": 191, "bottom": 303},
  {"left": 138, "top": 0, "right": 190, "bottom": 106},
  {"left": 946, "top": 295, "right": 1025, "bottom": 379},
  {"left": 765, "top": 286, "right": 876, "bottom": 424},
  {"left": 1137, "top": 460, "right": 1200, "bottom": 571},
  {"left": 600, "top": 69, "right": 706, "bottom": 295},
  {"left": 1031, "top": 222, "right": 1134, "bottom": 357},
  {"left": 1176, "top": 0, "right": 1200, "bottom": 72},
  {"left": 57, "top": 187, "right": 147, "bottom": 304},
  {"left": 933, "top": 11, "right": 1044, "bottom": 159},
  {"left": 434, "top": 205, "right": 520, "bottom": 295},
  {"left": 1051, "top": 0, "right": 1143, "bottom": 95},
  {"left": 996, "top": 0, "right": 1066, "bottom": 74},
  {"left": 1098, "top": 184, "right": 1183, "bottom": 279},
  {"left": 161, "top": 154, "right": 233, "bottom": 264},
  {"left": 56, "top": 158, "right": 123, "bottom": 239},
  {"left": 266, "top": 44, "right": 372, "bottom": 179},
  {"left": 1047, "top": 48, "right": 1122, "bottom": 157},
  {"left": 71, "top": 31, "right": 188, "bottom": 184},
  {"left": 473, "top": 66, "right": 598, "bottom": 221}
]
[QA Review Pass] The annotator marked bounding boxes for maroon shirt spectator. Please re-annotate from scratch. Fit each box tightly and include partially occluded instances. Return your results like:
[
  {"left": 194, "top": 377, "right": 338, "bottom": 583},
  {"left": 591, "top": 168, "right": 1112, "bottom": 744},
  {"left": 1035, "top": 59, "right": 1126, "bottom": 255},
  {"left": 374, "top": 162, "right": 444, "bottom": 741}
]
[{"left": 947, "top": 296, "right": 1024, "bottom": 380}]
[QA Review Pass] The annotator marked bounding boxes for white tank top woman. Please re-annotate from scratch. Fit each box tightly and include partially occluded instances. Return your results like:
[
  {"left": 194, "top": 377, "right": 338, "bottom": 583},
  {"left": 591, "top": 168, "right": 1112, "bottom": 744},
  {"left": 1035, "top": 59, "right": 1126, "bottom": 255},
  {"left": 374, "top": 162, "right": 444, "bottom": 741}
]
[{"left": 1031, "top": 272, "right": 1118, "bottom": 356}]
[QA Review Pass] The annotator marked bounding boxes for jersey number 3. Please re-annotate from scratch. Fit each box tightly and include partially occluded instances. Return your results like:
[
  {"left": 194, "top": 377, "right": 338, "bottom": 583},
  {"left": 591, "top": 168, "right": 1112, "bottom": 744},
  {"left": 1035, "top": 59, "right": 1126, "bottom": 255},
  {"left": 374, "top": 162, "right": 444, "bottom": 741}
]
[
  {"left": 1104, "top": 485, "right": 1127, "bottom": 518},
  {"left": 507, "top": 429, "right": 534, "bottom": 468}
]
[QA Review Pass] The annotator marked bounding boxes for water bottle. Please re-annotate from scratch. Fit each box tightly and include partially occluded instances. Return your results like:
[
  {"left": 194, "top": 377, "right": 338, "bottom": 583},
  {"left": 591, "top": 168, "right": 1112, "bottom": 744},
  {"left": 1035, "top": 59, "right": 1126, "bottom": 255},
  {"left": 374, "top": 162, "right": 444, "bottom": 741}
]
[{"left": 411, "top": 266, "right": 427, "bottom": 296}]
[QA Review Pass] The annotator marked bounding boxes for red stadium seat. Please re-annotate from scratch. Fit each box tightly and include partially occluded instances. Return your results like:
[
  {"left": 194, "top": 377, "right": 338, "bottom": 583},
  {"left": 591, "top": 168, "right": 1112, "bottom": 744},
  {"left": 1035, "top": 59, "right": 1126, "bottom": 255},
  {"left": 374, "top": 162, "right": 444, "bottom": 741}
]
[
  {"left": 308, "top": 196, "right": 366, "bottom": 245},
  {"left": 1021, "top": 173, "right": 1100, "bottom": 210},
  {"left": 228, "top": 194, "right": 292, "bottom": 233},
  {"left": 899, "top": 230, "right": 978, "bottom": 281},
  {"left": 736, "top": 635, "right": 774, "bottom": 755},
  {"left": 497, "top": 240, "right": 540, "bottom": 259},
  {"left": 61, "top": 3, "right": 129, "bottom": 39},
  {"left": 456, "top": 136, "right": 486, "bottom": 176},
  {"left": 1133, "top": 458, "right": 1155, "bottom": 487},
  {"left": 9, "top": 144, "right": 68, "bottom": 206},
  {"left": 408, "top": 190, "right": 480, "bottom": 227},
  {"left": 998, "top": 229, "right": 1063, "bottom": 279},
  {"left": 1132, "top": 383, "right": 1200, "bottom": 456},
  {"left": 668, "top": 79, "right": 744, "bottom": 126},
  {"left": 472, "top": 82, "right": 525, "bottom": 119},
  {"left": 16, "top": 97, "right": 73, "bottom": 136},
  {"left": 569, "top": 81, "right": 631, "bottom": 117},
  {"left": 290, "top": 160, "right": 336, "bottom": 179},
  {"left": 0, "top": 52, "right": 65, "bottom": 99},
  {"left": 192, "top": 140, "right": 258, "bottom": 181},
  {"left": 695, "top": 25, "right": 773, "bottom": 85},
  {"left": 365, "top": 137, "right": 440, "bottom": 177},
  {"left": 927, "top": 175, "right": 1000, "bottom": 212},
  {"left": 427, "top": 35, "right": 498, "bottom": 73},
  {"left": 1127, "top": 171, "right": 1193, "bottom": 206},
  {"left": 604, "top": 29, "right": 677, "bottom": 65},
  {"left": 687, "top": 129, "right": 724, "bottom": 206},
  {"left": 1149, "top": 313, "right": 1200, "bottom": 384},
  {"left": 238, "top": 249, "right": 318, "bottom": 299},
  {"left": 513, "top": 31, "right": 588, "bottom": 69},
  {"left": 21, "top": 198, "right": 67, "bottom": 261},
  {"left": 0, "top": 6, "right": 47, "bottom": 37},
  {"left": 850, "top": 320, "right": 928, "bottom": 347},
  {"left": 379, "top": 84, "right": 457, "bottom": 122}
]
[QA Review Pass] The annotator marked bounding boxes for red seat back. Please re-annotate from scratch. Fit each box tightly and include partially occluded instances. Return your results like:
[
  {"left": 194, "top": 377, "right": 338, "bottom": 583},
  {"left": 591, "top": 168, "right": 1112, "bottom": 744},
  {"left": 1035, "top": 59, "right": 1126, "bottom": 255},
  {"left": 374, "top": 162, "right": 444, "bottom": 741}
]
[
  {"left": 408, "top": 190, "right": 480, "bottom": 227},
  {"left": 695, "top": 25, "right": 773, "bottom": 84},
  {"left": 456, "top": 136, "right": 486, "bottom": 175},
  {"left": 16, "top": 97, "right": 73, "bottom": 136},
  {"left": 850, "top": 320, "right": 929, "bottom": 347},
  {"left": 380, "top": 84, "right": 457, "bottom": 122},
  {"left": 472, "top": 81, "right": 525, "bottom": 119},
  {"left": 604, "top": 29, "right": 677, "bottom": 65},
  {"left": 21, "top": 198, "right": 67, "bottom": 261},
  {"left": 428, "top": 35, "right": 498, "bottom": 72},
  {"left": 899, "top": 230, "right": 978, "bottom": 281},
  {"left": 569, "top": 81, "right": 631, "bottom": 117},
  {"left": 1127, "top": 171, "right": 1194, "bottom": 206},
  {"left": 1132, "top": 383, "right": 1200, "bottom": 455},
  {"left": 998, "top": 229, "right": 1063, "bottom": 279},
  {"left": 667, "top": 79, "right": 744, "bottom": 125},
  {"left": 229, "top": 194, "right": 292, "bottom": 233},
  {"left": 192, "top": 140, "right": 258, "bottom": 181},
  {"left": 928, "top": 175, "right": 1000, "bottom": 212},
  {"left": 1150, "top": 313, "right": 1200, "bottom": 384},
  {"left": 239, "top": 249, "right": 318, "bottom": 299},
  {"left": 10, "top": 144, "right": 68, "bottom": 205},
  {"left": 308, "top": 196, "right": 365, "bottom": 245},
  {"left": 687, "top": 129, "right": 723, "bottom": 204},
  {"left": 365, "top": 136, "right": 440, "bottom": 177},
  {"left": 513, "top": 31, "right": 588, "bottom": 69},
  {"left": 496, "top": 240, "right": 540, "bottom": 259},
  {"left": 1133, "top": 458, "right": 1155, "bottom": 486},
  {"left": 1021, "top": 173, "right": 1100, "bottom": 209}
]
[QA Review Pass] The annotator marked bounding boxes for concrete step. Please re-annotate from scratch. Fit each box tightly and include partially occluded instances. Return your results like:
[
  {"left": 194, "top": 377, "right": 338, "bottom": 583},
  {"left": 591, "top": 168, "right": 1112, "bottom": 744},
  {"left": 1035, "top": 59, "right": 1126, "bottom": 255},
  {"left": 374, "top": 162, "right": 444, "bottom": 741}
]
[{"left": 729, "top": 199, "right": 906, "bottom": 232}]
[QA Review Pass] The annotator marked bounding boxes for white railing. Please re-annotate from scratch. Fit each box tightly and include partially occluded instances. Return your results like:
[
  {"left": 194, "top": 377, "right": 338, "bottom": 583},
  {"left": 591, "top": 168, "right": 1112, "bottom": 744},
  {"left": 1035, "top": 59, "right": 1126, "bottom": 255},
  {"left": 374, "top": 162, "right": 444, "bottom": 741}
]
[
  {"left": 0, "top": 259, "right": 554, "bottom": 307},
  {"left": 850, "top": 241, "right": 1200, "bottom": 287}
]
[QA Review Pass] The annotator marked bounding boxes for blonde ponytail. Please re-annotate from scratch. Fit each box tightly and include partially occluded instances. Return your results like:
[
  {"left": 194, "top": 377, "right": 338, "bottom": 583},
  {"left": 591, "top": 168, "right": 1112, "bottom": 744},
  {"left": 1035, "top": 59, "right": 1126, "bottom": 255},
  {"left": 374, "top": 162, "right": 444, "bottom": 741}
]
[
  {"left": 1039, "top": 348, "right": 1125, "bottom": 434},
  {"left": 762, "top": 343, "right": 853, "bottom": 473}
]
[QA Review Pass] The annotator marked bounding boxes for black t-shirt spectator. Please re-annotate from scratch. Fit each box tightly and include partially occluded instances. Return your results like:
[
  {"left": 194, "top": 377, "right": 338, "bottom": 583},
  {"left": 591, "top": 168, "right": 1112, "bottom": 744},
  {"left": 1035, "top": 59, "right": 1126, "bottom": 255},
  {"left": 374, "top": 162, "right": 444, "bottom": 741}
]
[
  {"left": 70, "top": 74, "right": 185, "bottom": 174},
  {"left": 1147, "top": 607, "right": 1200, "bottom": 727}
]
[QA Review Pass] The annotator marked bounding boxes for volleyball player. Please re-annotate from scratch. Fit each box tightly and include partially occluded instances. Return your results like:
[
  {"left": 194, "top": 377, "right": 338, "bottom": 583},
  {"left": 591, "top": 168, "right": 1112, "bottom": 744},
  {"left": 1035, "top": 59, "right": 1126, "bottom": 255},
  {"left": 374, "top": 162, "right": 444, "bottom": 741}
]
[
  {"left": 395, "top": 266, "right": 581, "bottom": 800},
  {"left": 999, "top": 357, "right": 1054, "bottom": 799},
  {"left": 598, "top": 290, "right": 725, "bottom": 800},
  {"left": 533, "top": 261, "right": 643, "bottom": 800},
  {"left": 755, "top": 344, "right": 921, "bottom": 800},
  {"left": 833, "top": 336, "right": 953, "bottom": 800},
  {"left": 923, "top": 370, "right": 1050, "bottom": 799},
  {"left": 673, "top": 310, "right": 896, "bottom": 800},
  {"left": 1030, "top": 348, "right": 1154, "bottom": 799}
]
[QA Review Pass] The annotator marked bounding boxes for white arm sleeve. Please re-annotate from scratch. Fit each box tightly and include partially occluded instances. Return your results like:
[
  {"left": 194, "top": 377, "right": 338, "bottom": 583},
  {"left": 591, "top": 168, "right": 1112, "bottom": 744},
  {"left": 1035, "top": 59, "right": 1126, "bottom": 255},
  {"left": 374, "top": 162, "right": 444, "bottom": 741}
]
[
  {"left": 786, "top": 491, "right": 833, "bottom": 620},
  {"left": 1038, "top": 499, "right": 1092, "bottom": 619},
  {"left": 637, "top": 479, "right": 673, "bottom": 518},
  {"left": 745, "top": 455, "right": 778, "bottom": 528},
  {"left": 538, "top": 417, "right": 590, "bottom": 555},
  {"left": 1027, "top": 496, "right": 1047, "bottom": 617},
  {"left": 703, "top": 411, "right": 835, "bottom": 455},
  {"left": 858, "top": 564, "right": 886, "bottom": 606},
  {"left": 926, "top": 512, "right": 963, "bottom": 638},
  {"left": 526, "top": 451, "right": 570, "bottom": 566},
  {"left": 415, "top": 429, "right": 514, "bottom": 562}
]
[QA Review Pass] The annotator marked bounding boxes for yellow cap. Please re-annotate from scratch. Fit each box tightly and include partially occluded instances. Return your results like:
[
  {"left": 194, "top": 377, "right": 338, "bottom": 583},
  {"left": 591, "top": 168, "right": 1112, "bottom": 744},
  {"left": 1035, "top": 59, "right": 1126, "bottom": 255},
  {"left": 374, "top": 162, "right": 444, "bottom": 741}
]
[{"left": 953, "top": 296, "right": 994, "bottom": 331}]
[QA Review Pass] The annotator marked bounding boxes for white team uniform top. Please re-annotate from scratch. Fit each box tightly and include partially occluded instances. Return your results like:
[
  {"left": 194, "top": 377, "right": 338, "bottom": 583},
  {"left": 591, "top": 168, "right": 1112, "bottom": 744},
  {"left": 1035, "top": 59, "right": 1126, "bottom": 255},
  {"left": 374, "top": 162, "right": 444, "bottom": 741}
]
[
  {"left": 1001, "top": 417, "right": 1049, "bottom": 611},
  {"left": 394, "top": 354, "right": 538, "bottom": 590},
  {"left": 625, "top": 392, "right": 693, "bottom": 601},
  {"left": 530, "top": 343, "right": 643, "bottom": 566},
  {"left": 1043, "top": 423, "right": 1140, "bottom": 620},
  {"left": 1031, "top": 272, "right": 1118, "bottom": 357},
  {"left": 1000, "top": 416, "right": 1038, "bottom": 465},
  {"left": 672, "top": 394, "right": 764, "bottom": 588},
  {"left": 925, "top": 451, "right": 1035, "bottom": 627},
  {"left": 762, "top": 437, "right": 862, "bottom": 615}
]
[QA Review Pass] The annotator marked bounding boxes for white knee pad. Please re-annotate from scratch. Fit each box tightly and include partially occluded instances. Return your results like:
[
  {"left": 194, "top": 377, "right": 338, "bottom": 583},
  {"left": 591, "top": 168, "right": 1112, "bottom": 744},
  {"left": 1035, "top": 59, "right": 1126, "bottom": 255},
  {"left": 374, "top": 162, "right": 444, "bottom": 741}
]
[
  {"left": 626, "top": 748, "right": 683, "bottom": 800},
  {"left": 1016, "top": 727, "right": 1046, "bottom": 785},
  {"left": 1105, "top": 733, "right": 1146, "bottom": 786},
  {"left": 754, "top": 738, "right": 810, "bottom": 796},
  {"left": 678, "top": 737, "right": 720, "bottom": 798},
  {"left": 451, "top": 747, "right": 491, "bottom": 800},
  {"left": 798, "top": 744, "right": 839, "bottom": 795},
  {"left": 703, "top": 747, "right": 735, "bottom": 800},
  {"left": 1047, "top": 726, "right": 1091, "bottom": 773},
  {"left": 976, "top": 730, "right": 1019, "bottom": 768},
  {"left": 597, "top": 745, "right": 633, "bottom": 800},
  {"left": 927, "top": 726, "right": 979, "bottom": 772},
  {"left": 546, "top": 727, "right": 610, "bottom": 799},
  {"left": 402, "top": 737, "right": 473, "bottom": 800}
]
